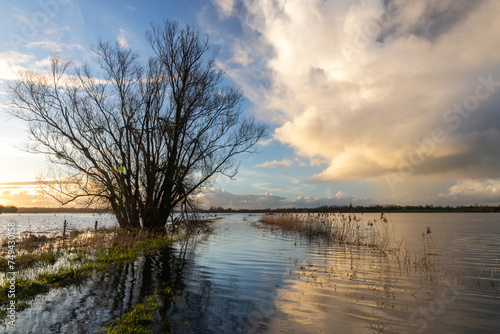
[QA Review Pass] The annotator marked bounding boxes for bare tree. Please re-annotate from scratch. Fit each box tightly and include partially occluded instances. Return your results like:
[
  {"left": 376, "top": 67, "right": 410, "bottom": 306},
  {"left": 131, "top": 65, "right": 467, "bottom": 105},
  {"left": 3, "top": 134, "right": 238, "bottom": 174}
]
[{"left": 8, "top": 21, "right": 267, "bottom": 231}]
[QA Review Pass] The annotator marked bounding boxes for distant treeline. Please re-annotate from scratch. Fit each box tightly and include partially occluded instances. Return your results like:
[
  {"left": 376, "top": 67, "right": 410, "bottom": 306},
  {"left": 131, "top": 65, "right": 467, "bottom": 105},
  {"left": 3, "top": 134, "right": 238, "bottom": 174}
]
[
  {"left": 199, "top": 204, "right": 500, "bottom": 214},
  {"left": 0, "top": 205, "right": 18, "bottom": 214},
  {"left": 5, "top": 204, "right": 500, "bottom": 215},
  {"left": 14, "top": 207, "right": 112, "bottom": 214}
]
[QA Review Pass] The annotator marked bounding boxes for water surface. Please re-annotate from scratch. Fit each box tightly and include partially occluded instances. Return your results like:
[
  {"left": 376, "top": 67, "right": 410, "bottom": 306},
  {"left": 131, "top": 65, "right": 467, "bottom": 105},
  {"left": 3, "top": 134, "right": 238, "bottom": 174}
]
[{"left": 1, "top": 212, "right": 499, "bottom": 333}]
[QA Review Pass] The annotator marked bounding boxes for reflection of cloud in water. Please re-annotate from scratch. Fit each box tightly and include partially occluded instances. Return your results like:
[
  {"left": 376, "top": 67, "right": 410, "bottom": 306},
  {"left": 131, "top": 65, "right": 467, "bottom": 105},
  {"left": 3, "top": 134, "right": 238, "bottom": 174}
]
[{"left": 265, "top": 245, "right": 411, "bottom": 333}]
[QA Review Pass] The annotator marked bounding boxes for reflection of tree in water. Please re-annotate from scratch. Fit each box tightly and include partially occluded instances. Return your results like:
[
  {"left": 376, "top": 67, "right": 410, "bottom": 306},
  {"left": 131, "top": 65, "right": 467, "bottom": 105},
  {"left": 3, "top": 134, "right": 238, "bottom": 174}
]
[
  {"left": 9, "top": 245, "right": 187, "bottom": 334},
  {"left": 166, "top": 236, "right": 275, "bottom": 334},
  {"left": 10, "top": 228, "right": 269, "bottom": 334}
]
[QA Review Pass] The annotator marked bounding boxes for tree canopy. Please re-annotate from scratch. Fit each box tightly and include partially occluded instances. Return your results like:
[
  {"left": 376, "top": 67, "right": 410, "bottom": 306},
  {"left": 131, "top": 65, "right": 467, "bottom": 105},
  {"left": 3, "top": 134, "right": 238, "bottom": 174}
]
[{"left": 8, "top": 20, "right": 266, "bottom": 231}]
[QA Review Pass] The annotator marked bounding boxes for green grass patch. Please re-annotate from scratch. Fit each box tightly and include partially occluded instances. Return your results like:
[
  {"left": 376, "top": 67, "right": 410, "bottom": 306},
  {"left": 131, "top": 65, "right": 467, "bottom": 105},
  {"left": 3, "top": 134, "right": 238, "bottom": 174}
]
[
  {"left": 0, "top": 252, "right": 59, "bottom": 272},
  {"left": 0, "top": 230, "right": 176, "bottom": 318},
  {"left": 104, "top": 294, "right": 160, "bottom": 334}
]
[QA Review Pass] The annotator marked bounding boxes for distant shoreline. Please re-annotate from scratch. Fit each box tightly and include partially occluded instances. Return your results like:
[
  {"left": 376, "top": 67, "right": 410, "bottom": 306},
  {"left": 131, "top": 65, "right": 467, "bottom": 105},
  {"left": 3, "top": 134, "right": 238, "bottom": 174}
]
[
  {"left": 9, "top": 208, "right": 112, "bottom": 214},
  {"left": 2, "top": 205, "right": 498, "bottom": 214}
]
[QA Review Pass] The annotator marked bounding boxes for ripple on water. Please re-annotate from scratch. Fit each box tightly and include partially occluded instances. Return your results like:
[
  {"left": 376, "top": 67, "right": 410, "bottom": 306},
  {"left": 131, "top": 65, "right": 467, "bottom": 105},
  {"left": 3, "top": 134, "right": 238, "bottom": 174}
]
[{"left": 4, "top": 213, "right": 500, "bottom": 333}]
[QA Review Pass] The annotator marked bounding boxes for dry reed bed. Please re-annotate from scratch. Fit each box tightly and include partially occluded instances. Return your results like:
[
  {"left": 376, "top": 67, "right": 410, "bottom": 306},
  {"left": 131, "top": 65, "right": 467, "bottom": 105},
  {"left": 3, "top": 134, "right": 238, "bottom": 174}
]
[
  {"left": 258, "top": 212, "right": 443, "bottom": 273},
  {"left": 259, "top": 213, "right": 499, "bottom": 286},
  {"left": 259, "top": 212, "right": 393, "bottom": 248}
]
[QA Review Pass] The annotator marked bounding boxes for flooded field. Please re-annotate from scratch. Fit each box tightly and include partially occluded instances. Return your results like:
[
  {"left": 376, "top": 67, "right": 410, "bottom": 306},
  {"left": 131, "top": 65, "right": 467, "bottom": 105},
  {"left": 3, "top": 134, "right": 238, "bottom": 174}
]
[
  {"left": 0, "top": 213, "right": 118, "bottom": 237},
  {"left": 1, "top": 213, "right": 499, "bottom": 333}
]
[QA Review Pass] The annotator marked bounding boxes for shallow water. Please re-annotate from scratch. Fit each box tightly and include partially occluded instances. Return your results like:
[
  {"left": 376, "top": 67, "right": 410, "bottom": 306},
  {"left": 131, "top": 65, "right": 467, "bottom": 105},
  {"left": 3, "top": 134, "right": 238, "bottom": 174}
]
[
  {"left": 1, "top": 213, "right": 500, "bottom": 333},
  {"left": 0, "top": 213, "right": 118, "bottom": 237},
  {"left": 167, "top": 213, "right": 500, "bottom": 334}
]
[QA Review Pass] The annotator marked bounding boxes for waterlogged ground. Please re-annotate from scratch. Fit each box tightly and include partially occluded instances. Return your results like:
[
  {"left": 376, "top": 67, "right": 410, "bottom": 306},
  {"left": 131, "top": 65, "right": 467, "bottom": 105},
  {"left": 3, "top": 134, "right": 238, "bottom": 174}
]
[{"left": 1, "top": 213, "right": 500, "bottom": 333}]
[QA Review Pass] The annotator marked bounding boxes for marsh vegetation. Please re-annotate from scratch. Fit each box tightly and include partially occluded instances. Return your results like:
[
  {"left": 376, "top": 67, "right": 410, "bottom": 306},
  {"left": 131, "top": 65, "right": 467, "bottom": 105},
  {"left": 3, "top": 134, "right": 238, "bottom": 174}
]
[
  {"left": 0, "top": 226, "right": 178, "bottom": 321},
  {"left": 258, "top": 212, "right": 445, "bottom": 272}
]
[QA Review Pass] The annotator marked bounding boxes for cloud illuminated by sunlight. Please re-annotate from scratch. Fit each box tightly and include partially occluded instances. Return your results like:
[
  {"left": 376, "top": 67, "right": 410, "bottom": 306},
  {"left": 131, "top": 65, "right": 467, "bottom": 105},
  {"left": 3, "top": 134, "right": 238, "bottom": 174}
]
[
  {"left": 0, "top": 182, "right": 60, "bottom": 207},
  {"left": 256, "top": 159, "right": 293, "bottom": 168},
  {"left": 0, "top": 51, "right": 34, "bottom": 81},
  {"left": 214, "top": 0, "right": 500, "bottom": 186},
  {"left": 439, "top": 178, "right": 500, "bottom": 205},
  {"left": 213, "top": 0, "right": 236, "bottom": 18},
  {"left": 194, "top": 187, "right": 372, "bottom": 209}
]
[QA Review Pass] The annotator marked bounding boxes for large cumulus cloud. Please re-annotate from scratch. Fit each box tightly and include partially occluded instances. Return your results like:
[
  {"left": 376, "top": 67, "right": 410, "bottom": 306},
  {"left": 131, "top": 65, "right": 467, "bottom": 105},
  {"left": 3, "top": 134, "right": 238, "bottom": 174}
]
[{"left": 213, "top": 0, "right": 500, "bottom": 188}]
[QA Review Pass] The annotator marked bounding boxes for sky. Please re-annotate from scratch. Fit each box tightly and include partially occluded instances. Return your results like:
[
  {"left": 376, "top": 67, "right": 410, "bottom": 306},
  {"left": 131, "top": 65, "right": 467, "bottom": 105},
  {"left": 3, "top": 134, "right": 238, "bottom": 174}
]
[{"left": 0, "top": 0, "right": 499, "bottom": 209}]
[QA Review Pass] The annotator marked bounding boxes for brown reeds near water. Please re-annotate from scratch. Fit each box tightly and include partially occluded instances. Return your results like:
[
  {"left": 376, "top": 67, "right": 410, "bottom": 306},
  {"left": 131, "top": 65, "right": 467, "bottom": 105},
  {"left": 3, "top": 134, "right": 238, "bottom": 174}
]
[
  {"left": 259, "top": 212, "right": 394, "bottom": 250},
  {"left": 260, "top": 213, "right": 500, "bottom": 292},
  {"left": 257, "top": 212, "right": 500, "bottom": 332},
  {"left": 258, "top": 212, "right": 441, "bottom": 273}
]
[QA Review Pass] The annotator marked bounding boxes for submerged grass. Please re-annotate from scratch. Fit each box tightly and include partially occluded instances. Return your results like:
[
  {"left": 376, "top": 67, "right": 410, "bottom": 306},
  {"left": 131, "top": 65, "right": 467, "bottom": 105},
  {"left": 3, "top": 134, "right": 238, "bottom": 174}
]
[
  {"left": 0, "top": 227, "right": 177, "bottom": 318},
  {"left": 104, "top": 294, "right": 160, "bottom": 334},
  {"left": 0, "top": 252, "right": 58, "bottom": 272},
  {"left": 101, "top": 284, "right": 181, "bottom": 334}
]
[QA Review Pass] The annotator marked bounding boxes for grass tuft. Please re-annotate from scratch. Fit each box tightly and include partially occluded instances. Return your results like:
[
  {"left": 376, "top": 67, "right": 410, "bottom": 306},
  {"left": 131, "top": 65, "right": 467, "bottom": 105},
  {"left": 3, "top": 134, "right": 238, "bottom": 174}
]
[
  {"left": 104, "top": 294, "right": 160, "bottom": 334},
  {"left": 101, "top": 284, "right": 181, "bottom": 334}
]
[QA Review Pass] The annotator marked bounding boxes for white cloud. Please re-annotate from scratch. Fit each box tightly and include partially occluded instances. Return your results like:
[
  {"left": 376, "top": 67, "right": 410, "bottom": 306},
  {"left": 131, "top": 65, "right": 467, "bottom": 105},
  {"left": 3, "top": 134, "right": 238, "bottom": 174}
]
[
  {"left": 0, "top": 51, "right": 34, "bottom": 80},
  {"left": 194, "top": 187, "right": 372, "bottom": 209},
  {"left": 438, "top": 179, "right": 500, "bottom": 205},
  {"left": 0, "top": 49, "right": 74, "bottom": 82},
  {"left": 256, "top": 159, "right": 293, "bottom": 168},
  {"left": 118, "top": 28, "right": 128, "bottom": 48},
  {"left": 256, "top": 138, "right": 274, "bottom": 146},
  {"left": 294, "top": 158, "right": 308, "bottom": 167},
  {"left": 231, "top": 44, "right": 252, "bottom": 67},
  {"left": 220, "top": 0, "right": 500, "bottom": 187},
  {"left": 212, "top": 0, "right": 236, "bottom": 18},
  {"left": 125, "top": 4, "right": 136, "bottom": 11},
  {"left": 194, "top": 187, "right": 287, "bottom": 209},
  {"left": 26, "top": 41, "right": 85, "bottom": 52}
]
